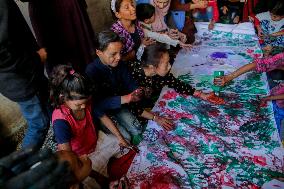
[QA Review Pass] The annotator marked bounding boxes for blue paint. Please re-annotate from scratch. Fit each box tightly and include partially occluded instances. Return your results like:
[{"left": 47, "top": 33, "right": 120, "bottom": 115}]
[{"left": 211, "top": 52, "right": 228, "bottom": 59}]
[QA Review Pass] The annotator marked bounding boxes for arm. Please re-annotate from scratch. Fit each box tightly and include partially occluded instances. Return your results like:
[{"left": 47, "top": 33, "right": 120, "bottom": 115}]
[
  {"left": 166, "top": 73, "right": 196, "bottom": 96},
  {"left": 144, "top": 29, "right": 180, "bottom": 47},
  {"left": 262, "top": 94, "right": 284, "bottom": 101},
  {"left": 141, "top": 110, "right": 174, "bottom": 131},
  {"left": 271, "top": 30, "right": 284, "bottom": 37},
  {"left": 99, "top": 115, "right": 129, "bottom": 146},
  {"left": 53, "top": 119, "right": 73, "bottom": 151},
  {"left": 214, "top": 62, "right": 256, "bottom": 86},
  {"left": 209, "top": 0, "right": 219, "bottom": 22}
]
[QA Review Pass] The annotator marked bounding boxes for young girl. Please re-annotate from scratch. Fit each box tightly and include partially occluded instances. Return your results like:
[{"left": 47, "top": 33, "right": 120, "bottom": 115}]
[
  {"left": 128, "top": 43, "right": 225, "bottom": 130},
  {"left": 149, "top": 0, "right": 189, "bottom": 43},
  {"left": 136, "top": 3, "right": 191, "bottom": 48},
  {"left": 252, "top": 0, "right": 284, "bottom": 47},
  {"left": 111, "top": 0, "right": 154, "bottom": 61},
  {"left": 218, "top": 0, "right": 245, "bottom": 24},
  {"left": 214, "top": 52, "right": 284, "bottom": 140},
  {"left": 192, "top": 0, "right": 219, "bottom": 30},
  {"left": 50, "top": 65, "right": 135, "bottom": 188}
]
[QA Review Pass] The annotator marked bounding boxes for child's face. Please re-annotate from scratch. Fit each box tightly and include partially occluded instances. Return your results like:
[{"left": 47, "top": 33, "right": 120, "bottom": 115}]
[
  {"left": 154, "top": 0, "right": 170, "bottom": 9},
  {"left": 270, "top": 13, "right": 284, "bottom": 21},
  {"left": 65, "top": 97, "right": 89, "bottom": 111},
  {"left": 154, "top": 52, "right": 171, "bottom": 76},
  {"left": 144, "top": 15, "right": 155, "bottom": 24},
  {"left": 96, "top": 42, "right": 123, "bottom": 68},
  {"left": 115, "top": 0, "right": 136, "bottom": 21}
]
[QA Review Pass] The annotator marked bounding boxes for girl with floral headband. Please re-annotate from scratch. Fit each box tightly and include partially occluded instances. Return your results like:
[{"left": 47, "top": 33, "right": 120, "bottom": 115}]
[{"left": 111, "top": 0, "right": 155, "bottom": 61}]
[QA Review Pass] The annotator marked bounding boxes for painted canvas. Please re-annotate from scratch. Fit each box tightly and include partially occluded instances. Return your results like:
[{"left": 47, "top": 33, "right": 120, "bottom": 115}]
[{"left": 110, "top": 23, "right": 284, "bottom": 189}]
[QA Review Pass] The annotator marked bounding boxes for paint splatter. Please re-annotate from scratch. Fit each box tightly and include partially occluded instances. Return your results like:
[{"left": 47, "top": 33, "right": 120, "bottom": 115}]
[{"left": 211, "top": 52, "right": 228, "bottom": 59}]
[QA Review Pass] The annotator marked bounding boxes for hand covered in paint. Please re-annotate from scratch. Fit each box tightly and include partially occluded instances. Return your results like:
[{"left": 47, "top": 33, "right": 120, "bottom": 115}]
[
  {"left": 154, "top": 115, "right": 175, "bottom": 131},
  {"left": 195, "top": 91, "right": 225, "bottom": 105},
  {"left": 0, "top": 147, "right": 77, "bottom": 189},
  {"left": 214, "top": 75, "right": 232, "bottom": 86},
  {"left": 118, "top": 138, "right": 139, "bottom": 153},
  {"left": 122, "top": 89, "right": 143, "bottom": 104}
]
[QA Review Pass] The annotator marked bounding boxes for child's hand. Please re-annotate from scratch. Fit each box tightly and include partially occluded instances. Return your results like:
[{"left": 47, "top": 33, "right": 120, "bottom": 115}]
[
  {"left": 214, "top": 75, "right": 232, "bottom": 86},
  {"left": 233, "top": 16, "right": 240, "bottom": 24},
  {"left": 195, "top": 1, "right": 208, "bottom": 9},
  {"left": 200, "top": 92, "right": 225, "bottom": 105},
  {"left": 121, "top": 91, "right": 142, "bottom": 104},
  {"left": 179, "top": 42, "right": 192, "bottom": 49},
  {"left": 168, "top": 29, "right": 180, "bottom": 40},
  {"left": 154, "top": 115, "right": 175, "bottom": 131},
  {"left": 262, "top": 45, "right": 273, "bottom": 57},
  {"left": 119, "top": 139, "right": 139, "bottom": 153},
  {"left": 208, "top": 21, "right": 215, "bottom": 30},
  {"left": 37, "top": 48, "right": 47, "bottom": 63},
  {"left": 142, "top": 37, "right": 155, "bottom": 46},
  {"left": 257, "top": 28, "right": 264, "bottom": 38},
  {"left": 178, "top": 32, "right": 187, "bottom": 43},
  {"left": 222, "top": 6, "right": 228, "bottom": 15},
  {"left": 131, "top": 88, "right": 145, "bottom": 101}
]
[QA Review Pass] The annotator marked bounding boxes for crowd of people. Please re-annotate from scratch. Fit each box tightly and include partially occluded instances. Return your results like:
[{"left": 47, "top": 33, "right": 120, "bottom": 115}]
[{"left": 0, "top": 0, "right": 283, "bottom": 188}]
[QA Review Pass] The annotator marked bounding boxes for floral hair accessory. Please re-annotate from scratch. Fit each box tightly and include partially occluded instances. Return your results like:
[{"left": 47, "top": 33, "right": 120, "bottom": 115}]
[{"left": 69, "top": 69, "right": 75, "bottom": 75}]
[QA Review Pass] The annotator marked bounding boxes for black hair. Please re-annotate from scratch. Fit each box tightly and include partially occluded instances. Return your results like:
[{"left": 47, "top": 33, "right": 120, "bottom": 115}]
[
  {"left": 114, "top": 0, "right": 124, "bottom": 13},
  {"left": 269, "top": 0, "right": 284, "bottom": 16},
  {"left": 141, "top": 43, "right": 169, "bottom": 68},
  {"left": 96, "top": 30, "right": 121, "bottom": 51},
  {"left": 49, "top": 65, "right": 91, "bottom": 108},
  {"left": 136, "top": 3, "right": 155, "bottom": 22}
]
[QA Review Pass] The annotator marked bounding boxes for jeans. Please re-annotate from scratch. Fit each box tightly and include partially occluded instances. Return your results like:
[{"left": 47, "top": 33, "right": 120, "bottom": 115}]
[
  {"left": 18, "top": 95, "right": 50, "bottom": 149},
  {"left": 193, "top": 7, "right": 213, "bottom": 22},
  {"left": 100, "top": 108, "right": 142, "bottom": 141}
]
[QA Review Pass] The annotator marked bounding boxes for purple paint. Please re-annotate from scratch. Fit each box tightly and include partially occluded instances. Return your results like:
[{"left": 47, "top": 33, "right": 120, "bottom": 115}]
[{"left": 211, "top": 52, "right": 228, "bottom": 59}]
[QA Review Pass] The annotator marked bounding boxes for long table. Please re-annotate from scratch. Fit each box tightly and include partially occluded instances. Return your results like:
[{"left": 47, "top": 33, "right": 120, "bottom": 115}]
[{"left": 113, "top": 23, "right": 284, "bottom": 189}]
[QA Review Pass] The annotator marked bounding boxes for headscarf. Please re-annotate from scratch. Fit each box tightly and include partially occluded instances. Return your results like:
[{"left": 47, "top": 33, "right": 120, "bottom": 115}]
[{"left": 150, "top": 0, "right": 171, "bottom": 32}]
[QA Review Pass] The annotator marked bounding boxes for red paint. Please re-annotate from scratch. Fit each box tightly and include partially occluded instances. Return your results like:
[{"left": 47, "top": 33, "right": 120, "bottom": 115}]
[
  {"left": 158, "top": 101, "right": 167, "bottom": 108},
  {"left": 208, "top": 109, "right": 220, "bottom": 117},
  {"left": 231, "top": 103, "right": 243, "bottom": 109},
  {"left": 162, "top": 91, "right": 178, "bottom": 100},
  {"left": 247, "top": 49, "right": 254, "bottom": 54},
  {"left": 253, "top": 156, "right": 267, "bottom": 166}
]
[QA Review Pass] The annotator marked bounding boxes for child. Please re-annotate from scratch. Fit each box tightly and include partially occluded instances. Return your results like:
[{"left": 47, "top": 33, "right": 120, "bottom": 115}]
[
  {"left": 149, "top": 0, "right": 189, "bottom": 43},
  {"left": 128, "top": 43, "right": 225, "bottom": 130},
  {"left": 50, "top": 65, "right": 135, "bottom": 188},
  {"left": 214, "top": 52, "right": 284, "bottom": 140},
  {"left": 85, "top": 30, "right": 144, "bottom": 142},
  {"left": 252, "top": 0, "right": 284, "bottom": 48},
  {"left": 192, "top": 0, "right": 219, "bottom": 30},
  {"left": 111, "top": 0, "right": 155, "bottom": 61},
  {"left": 218, "top": 0, "right": 245, "bottom": 24},
  {"left": 136, "top": 3, "right": 191, "bottom": 48}
]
